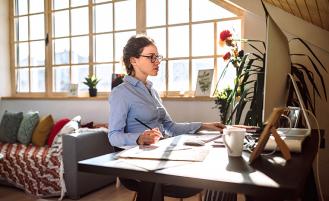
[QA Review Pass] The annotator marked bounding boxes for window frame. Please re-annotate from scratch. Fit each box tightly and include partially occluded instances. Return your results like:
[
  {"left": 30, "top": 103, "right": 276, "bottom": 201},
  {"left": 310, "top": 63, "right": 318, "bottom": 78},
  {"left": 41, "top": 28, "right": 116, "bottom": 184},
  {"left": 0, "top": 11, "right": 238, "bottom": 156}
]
[{"left": 9, "top": 0, "right": 244, "bottom": 98}]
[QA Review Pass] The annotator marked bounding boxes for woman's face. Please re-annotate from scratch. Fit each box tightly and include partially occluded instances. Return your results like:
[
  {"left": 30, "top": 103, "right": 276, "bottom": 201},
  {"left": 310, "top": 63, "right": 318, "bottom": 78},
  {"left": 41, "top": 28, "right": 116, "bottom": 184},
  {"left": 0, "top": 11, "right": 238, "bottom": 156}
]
[{"left": 132, "top": 44, "right": 162, "bottom": 78}]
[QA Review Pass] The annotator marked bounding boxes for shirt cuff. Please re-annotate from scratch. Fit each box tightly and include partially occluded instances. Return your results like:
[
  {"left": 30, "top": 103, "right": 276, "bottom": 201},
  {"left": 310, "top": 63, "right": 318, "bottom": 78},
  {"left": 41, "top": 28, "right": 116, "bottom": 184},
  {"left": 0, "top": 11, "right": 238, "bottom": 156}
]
[{"left": 189, "top": 122, "right": 202, "bottom": 133}]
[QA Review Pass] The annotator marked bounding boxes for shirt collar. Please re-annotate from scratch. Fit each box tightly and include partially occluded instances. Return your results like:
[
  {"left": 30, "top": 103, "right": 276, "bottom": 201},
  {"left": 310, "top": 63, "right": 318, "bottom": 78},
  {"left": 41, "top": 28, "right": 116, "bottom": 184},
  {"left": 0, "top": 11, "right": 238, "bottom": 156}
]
[{"left": 124, "top": 75, "right": 153, "bottom": 88}]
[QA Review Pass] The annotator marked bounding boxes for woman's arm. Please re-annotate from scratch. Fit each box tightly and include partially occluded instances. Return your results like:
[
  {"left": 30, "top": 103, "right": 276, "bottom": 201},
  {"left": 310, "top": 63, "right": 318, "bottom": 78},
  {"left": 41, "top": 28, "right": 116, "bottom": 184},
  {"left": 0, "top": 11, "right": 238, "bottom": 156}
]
[{"left": 108, "top": 88, "right": 140, "bottom": 147}]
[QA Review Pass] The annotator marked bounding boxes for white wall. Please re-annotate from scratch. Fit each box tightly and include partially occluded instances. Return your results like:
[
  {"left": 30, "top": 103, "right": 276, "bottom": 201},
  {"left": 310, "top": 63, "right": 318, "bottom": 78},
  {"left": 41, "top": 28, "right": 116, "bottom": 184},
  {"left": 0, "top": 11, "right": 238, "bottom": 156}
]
[
  {"left": 0, "top": 99, "right": 220, "bottom": 123},
  {"left": 0, "top": 0, "right": 10, "bottom": 98}
]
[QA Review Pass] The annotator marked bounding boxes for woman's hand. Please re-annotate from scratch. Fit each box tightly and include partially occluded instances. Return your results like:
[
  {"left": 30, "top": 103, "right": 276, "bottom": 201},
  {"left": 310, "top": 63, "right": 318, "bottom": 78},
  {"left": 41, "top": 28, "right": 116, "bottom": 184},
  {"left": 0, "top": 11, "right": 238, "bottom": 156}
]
[
  {"left": 137, "top": 128, "right": 163, "bottom": 145},
  {"left": 200, "top": 122, "right": 226, "bottom": 132}
]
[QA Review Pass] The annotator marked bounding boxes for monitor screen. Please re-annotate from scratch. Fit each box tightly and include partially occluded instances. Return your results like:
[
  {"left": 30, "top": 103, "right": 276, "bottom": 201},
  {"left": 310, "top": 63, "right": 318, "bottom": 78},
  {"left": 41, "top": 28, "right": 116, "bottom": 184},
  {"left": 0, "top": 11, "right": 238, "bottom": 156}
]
[{"left": 262, "top": 15, "right": 291, "bottom": 122}]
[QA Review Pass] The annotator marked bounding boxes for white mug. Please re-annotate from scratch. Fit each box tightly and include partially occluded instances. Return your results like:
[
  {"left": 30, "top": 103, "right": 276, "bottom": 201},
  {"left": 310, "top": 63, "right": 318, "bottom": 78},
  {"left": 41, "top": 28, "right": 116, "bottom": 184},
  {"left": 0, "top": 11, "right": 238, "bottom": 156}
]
[{"left": 223, "top": 127, "right": 246, "bottom": 157}]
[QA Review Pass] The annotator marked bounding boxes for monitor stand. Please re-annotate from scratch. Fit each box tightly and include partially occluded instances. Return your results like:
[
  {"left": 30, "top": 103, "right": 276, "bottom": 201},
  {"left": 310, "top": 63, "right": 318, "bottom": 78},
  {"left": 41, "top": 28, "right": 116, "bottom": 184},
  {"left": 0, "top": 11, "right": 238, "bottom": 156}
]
[{"left": 249, "top": 107, "right": 291, "bottom": 164}]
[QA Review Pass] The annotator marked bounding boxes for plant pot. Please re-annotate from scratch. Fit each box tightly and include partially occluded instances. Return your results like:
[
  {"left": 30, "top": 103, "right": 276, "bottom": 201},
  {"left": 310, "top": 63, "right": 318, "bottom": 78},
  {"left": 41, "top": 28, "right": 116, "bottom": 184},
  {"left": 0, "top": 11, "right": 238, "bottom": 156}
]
[{"left": 89, "top": 88, "right": 97, "bottom": 97}]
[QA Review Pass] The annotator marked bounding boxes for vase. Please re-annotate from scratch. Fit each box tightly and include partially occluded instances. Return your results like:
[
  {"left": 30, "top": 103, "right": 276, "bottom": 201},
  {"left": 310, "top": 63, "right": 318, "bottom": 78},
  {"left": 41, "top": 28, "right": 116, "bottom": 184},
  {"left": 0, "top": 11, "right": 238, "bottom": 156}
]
[{"left": 89, "top": 88, "right": 97, "bottom": 97}]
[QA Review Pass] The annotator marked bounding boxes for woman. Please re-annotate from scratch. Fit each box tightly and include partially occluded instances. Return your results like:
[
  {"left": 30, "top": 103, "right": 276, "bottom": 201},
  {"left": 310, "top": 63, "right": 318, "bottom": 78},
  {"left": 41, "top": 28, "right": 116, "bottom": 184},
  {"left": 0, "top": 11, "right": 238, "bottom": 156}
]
[{"left": 108, "top": 34, "right": 226, "bottom": 201}]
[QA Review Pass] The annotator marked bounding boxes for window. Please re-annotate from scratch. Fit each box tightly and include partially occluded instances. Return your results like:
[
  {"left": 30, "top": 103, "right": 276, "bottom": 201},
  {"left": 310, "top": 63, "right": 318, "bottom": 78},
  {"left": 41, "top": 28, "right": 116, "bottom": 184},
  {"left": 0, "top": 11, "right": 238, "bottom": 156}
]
[{"left": 10, "top": 0, "right": 242, "bottom": 97}]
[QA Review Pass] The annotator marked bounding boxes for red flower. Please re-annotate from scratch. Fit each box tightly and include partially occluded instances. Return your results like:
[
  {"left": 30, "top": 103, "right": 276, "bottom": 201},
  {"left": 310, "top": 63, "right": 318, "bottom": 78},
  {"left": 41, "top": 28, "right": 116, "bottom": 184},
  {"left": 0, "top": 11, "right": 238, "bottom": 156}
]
[
  {"left": 220, "top": 30, "right": 232, "bottom": 41},
  {"left": 223, "top": 52, "right": 231, "bottom": 61}
]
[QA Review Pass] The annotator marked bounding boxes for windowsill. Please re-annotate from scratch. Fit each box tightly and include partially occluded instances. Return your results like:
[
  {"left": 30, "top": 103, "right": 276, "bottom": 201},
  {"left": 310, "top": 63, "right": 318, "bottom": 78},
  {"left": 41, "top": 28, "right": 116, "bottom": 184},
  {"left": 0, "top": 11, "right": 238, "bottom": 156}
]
[{"left": 1, "top": 96, "right": 215, "bottom": 101}]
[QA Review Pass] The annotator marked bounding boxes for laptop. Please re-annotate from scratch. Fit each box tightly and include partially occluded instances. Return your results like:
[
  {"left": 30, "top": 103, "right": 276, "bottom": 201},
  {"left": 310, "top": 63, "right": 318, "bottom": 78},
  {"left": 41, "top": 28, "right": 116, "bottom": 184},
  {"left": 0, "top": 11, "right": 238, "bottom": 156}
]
[{"left": 276, "top": 73, "right": 311, "bottom": 137}]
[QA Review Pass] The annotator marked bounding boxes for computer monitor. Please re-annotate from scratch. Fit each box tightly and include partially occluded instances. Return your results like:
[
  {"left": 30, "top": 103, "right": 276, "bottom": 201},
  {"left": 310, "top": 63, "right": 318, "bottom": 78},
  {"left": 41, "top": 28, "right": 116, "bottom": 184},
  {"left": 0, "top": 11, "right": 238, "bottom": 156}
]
[{"left": 262, "top": 15, "right": 291, "bottom": 122}]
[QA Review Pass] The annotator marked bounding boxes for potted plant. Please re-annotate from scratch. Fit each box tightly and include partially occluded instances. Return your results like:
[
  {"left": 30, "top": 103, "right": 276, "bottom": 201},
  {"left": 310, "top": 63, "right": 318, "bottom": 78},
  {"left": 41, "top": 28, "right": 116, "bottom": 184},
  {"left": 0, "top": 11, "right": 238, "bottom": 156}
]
[
  {"left": 214, "top": 20, "right": 327, "bottom": 127},
  {"left": 213, "top": 29, "right": 265, "bottom": 126},
  {"left": 83, "top": 76, "right": 100, "bottom": 97}
]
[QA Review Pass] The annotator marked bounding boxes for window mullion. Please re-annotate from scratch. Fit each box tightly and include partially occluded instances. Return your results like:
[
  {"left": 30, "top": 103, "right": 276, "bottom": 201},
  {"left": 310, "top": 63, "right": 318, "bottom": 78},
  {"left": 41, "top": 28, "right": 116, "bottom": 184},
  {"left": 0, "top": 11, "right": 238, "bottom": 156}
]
[
  {"left": 188, "top": 0, "right": 192, "bottom": 94},
  {"left": 165, "top": 0, "right": 169, "bottom": 96},
  {"left": 9, "top": 0, "right": 16, "bottom": 96},
  {"left": 89, "top": 0, "right": 93, "bottom": 76},
  {"left": 213, "top": 21, "right": 218, "bottom": 96},
  {"left": 136, "top": 0, "right": 146, "bottom": 34},
  {"left": 45, "top": 0, "right": 52, "bottom": 96}
]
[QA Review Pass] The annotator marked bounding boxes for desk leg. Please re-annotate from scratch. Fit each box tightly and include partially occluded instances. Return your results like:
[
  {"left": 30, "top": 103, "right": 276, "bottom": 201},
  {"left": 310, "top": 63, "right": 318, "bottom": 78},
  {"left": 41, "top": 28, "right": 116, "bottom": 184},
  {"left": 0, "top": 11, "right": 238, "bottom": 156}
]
[
  {"left": 301, "top": 168, "right": 319, "bottom": 201},
  {"left": 151, "top": 183, "right": 163, "bottom": 201}
]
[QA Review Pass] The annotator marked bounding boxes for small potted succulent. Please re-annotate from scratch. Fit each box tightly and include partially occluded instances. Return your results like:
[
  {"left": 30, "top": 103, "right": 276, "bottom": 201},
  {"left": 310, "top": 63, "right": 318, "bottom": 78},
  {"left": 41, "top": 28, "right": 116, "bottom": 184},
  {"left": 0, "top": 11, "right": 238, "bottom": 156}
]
[{"left": 83, "top": 75, "right": 100, "bottom": 97}]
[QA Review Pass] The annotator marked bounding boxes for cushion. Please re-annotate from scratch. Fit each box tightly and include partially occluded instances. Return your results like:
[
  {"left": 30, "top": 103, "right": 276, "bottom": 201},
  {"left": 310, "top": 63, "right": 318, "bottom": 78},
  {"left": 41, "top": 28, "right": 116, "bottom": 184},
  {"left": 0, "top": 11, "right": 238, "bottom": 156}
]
[
  {"left": 46, "top": 118, "right": 70, "bottom": 146},
  {"left": 58, "top": 115, "right": 81, "bottom": 135},
  {"left": 51, "top": 116, "right": 81, "bottom": 151},
  {"left": 32, "top": 115, "right": 54, "bottom": 146},
  {"left": 0, "top": 111, "right": 24, "bottom": 143},
  {"left": 17, "top": 111, "right": 40, "bottom": 145}
]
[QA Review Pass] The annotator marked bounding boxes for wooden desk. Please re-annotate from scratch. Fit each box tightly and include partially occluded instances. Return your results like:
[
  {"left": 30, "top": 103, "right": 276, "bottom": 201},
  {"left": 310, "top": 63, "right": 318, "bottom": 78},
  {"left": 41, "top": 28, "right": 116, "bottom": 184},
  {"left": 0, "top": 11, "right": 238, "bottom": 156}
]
[{"left": 79, "top": 132, "right": 319, "bottom": 201}]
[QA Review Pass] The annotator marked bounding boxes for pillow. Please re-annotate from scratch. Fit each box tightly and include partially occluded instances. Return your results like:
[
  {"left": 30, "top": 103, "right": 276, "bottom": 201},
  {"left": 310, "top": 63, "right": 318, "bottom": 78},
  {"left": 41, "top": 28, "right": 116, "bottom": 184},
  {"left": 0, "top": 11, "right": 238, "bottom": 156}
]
[
  {"left": 17, "top": 111, "right": 40, "bottom": 145},
  {"left": 46, "top": 118, "right": 70, "bottom": 146},
  {"left": 58, "top": 115, "right": 81, "bottom": 135},
  {"left": 32, "top": 115, "right": 54, "bottom": 146},
  {"left": 0, "top": 111, "right": 24, "bottom": 143},
  {"left": 51, "top": 115, "right": 81, "bottom": 151}
]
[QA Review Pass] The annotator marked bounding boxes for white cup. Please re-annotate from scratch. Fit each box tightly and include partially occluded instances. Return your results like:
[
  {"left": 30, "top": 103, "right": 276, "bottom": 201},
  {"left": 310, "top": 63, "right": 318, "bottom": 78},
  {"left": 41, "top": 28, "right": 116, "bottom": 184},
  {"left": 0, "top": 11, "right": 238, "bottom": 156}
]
[{"left": 223, "top": 127, "right": 246, "bottom": 157}]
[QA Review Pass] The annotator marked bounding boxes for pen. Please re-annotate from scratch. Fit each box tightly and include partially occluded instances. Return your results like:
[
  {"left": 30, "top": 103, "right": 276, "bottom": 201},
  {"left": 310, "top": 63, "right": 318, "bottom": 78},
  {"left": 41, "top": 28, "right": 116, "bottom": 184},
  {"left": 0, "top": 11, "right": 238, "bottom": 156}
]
[
  {"left": 134, "top": 118, "right": 164, "bottom": 139},
  {"left": 135, "top": 118, "right": 152, "bottom": 130}
]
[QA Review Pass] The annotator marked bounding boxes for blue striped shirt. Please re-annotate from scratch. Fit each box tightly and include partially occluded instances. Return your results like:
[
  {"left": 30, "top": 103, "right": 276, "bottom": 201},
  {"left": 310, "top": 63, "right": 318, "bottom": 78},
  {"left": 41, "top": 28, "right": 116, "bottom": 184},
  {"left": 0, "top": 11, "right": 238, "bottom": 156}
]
[{"left": 108, "top": 75, "right": 202, "bottom": 147}]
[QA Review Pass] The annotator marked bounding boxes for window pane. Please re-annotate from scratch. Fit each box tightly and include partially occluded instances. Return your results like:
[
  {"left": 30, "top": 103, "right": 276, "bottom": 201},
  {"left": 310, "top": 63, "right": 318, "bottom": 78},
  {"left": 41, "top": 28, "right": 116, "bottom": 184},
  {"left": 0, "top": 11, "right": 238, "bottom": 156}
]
[
  {"left": 192, "top": 58, "right": 214, "bottom": 91},
  {"left": 71, "top": 65, "right": 89, "bottom": 90},
  {"left": 192, "top": 0, "right": 236, "bottom": 22},
  {"left": 94, "top": 0, "right": 110, "bottom": 3},
  {"left": 95, "top": 64, "right": 112, "bottom": 92},
  {"left": 148, "top": 62, "right": 166, "bottom": 92},
  {"left": 94, "top": 3, "right": 113, "bottom": 33},
  {"left": 94, "top": 33, "right": 113, "bottom": 62},
  {"left": 30, "top": 0, "right": 44, "bottom": 14},
  {"left": 115, "top": 0, "right": 136, "bottom": 30},
  {"left": 217, "top": 20, "right": 241, "bottom": 55},
  {"left": 53, "top": 38, "right": 69, "bottom": 65},
  {"left": 115, "top": 31, "right": 135, "bottom": 61},
  {"left": 168, "top": 0, "right": 189, "bottom": 24},
  {"left": 16, "top": 68, "right": 29, "bottom": 92},
  {"left": 192, "top": 23, "right": 214, "bottom": 56},
  {"left": 16, "top": 42, "right": 29, "bottom": 67},
  {"left": 146, "top": 0, "right": 165, "bottom": 27},
  {"left": 30, "top": 14, "right": 44, "bottom": 40},
  {"left": 16, "top": 16, "right": 28, "bottom": 41},
  {"left": 53, "top": 10, "right": 69, "bottom": 37},
  {"left": 71, "top": 7, "right": 89, "bottom": 35},
  {"left": 168, "top": 26, "right": 189, "bottom": 58},
  {"left": 114, "top": 62, "right": 126, "bottom": 74},
  {"left": 53, "top": 66, "right": 70, "bottom": 92},
  {"left": 30, "top": 41, "right": 45, "bottom": 66},
  {"left": 71, "top": 36, "right": 89, "bottom": 64},
  {"left": 168, "top": 60, "right": 189, "bottom": 91},
  {"left": 71, "top": 0, "right": 88, "bottom": 7},
  {"left": 31, "top": 67, "right": 45, "bottom": 92},
  {"left": 216, "top": 59, "right": 235, "bottom": 92},
  {"left": 147, "top": 28, "right": 166, "bottom": 58},
  {"left": 53, "top": 0, "right": 69, "bottom": 10},
  {"left": 15, "top": 0, "right": 28, "bottom": 16}
]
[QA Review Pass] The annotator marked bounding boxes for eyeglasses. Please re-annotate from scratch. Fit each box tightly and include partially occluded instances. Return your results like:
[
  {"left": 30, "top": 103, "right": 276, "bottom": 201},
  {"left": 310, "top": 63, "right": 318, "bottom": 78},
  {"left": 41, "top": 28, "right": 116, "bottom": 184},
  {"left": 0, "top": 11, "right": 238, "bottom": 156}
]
[{"left": 139, "top": 54, "right": 163, "bottom": 63}]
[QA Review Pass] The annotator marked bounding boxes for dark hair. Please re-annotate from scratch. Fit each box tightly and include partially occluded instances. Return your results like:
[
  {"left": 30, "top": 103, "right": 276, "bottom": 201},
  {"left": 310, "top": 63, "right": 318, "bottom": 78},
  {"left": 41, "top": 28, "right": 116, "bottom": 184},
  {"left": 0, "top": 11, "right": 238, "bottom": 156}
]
[{"left": 122, "top": 34, "right": 155, "bottom": 76}]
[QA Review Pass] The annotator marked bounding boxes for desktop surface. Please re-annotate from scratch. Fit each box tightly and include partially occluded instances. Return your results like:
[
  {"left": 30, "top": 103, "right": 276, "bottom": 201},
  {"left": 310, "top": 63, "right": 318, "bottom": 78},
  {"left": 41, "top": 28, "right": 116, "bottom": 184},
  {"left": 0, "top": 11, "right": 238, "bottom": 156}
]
[{"left": 79, "top": 132, "right": 319, "bottom": 201}]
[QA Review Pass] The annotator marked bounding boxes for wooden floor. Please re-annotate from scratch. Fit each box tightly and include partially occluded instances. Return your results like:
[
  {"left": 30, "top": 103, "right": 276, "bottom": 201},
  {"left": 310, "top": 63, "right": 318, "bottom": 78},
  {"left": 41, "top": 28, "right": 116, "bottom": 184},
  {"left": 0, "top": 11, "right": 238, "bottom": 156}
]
[{"left": 0, "top": 183, "right": 203, "bottom": 201}]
